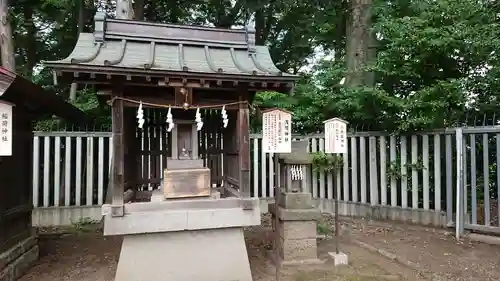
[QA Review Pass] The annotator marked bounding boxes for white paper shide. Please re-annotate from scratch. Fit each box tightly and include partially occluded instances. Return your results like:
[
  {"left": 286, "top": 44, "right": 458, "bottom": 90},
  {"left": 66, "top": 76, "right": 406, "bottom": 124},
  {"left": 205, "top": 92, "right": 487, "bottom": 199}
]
[
  {"left": 0, "top": 102, "right": 13, "bottom": 156},
  {"left": 324, "top": 118, "right": 348, "bottom": 154},
  {"left": 262, "top": 108, "right": 291, "bottom": 153}
]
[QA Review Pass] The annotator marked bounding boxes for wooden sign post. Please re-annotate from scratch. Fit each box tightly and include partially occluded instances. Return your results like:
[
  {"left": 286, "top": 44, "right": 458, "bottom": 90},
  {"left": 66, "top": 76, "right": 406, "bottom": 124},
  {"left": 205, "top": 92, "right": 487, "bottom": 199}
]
[
  {"left": 262, "top": 108, "right": 292, "bottom": 154},
  {"left": 324, "top": 117, "right": 348, "bottom": 257},
  {"left": 262, "top": 108, "right": 292, "bottom": 281},
  {"left": 324, "top": 117, "right": 348, "bottom": 154},
  {"left": 0, "top": 101, "right": 13, "bottom": 156}
]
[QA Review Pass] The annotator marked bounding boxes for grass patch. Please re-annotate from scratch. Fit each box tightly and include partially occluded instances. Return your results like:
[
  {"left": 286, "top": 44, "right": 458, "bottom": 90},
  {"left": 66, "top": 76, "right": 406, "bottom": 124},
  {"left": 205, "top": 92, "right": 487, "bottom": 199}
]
[
  {"left": 317, "top": 218, "right": 333, "bottom": 236},
  {"left": 72, "top": 217, "right": 100, "bottom": 231}
]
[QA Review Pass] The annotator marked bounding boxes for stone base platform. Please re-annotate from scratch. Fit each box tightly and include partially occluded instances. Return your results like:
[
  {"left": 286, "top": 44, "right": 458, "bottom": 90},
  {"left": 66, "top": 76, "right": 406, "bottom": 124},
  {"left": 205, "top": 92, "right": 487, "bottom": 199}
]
[
  {"left": 115, "top": 228, "right": 253, "bottom": 281},
  {"left": 102, "top": 197, "right": 260, "bottom": 236},
  {"left": 102, "top": 197, "right": 261, "bottom": 281},
  {"left": 0, "top": 234, "right": 39, "bottom": 281}
]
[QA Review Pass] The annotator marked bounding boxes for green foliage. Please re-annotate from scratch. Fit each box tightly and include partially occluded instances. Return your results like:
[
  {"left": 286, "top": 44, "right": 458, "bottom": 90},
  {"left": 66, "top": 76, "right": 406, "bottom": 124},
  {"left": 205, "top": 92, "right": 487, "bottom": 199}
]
[
  {"left": 386, "top": 156, "right": 426, "bottom": 180},
  {"left": 250, "top": 0, "right": 500, "bottom": 133},
  {"left": 34, "top": 87, "right": 111, "bottom": 131},
  {"left": 316, "top": 219, "right": 332, "bottom": 235},
  {"left": 6, "top": 0, "right": 500, "bottom": 134},
  {"left": 310, "top": 151, "right": 343, "bottom": 173},
  {"left": 71, "top": 216, "right": 100, "bottom": 232}
]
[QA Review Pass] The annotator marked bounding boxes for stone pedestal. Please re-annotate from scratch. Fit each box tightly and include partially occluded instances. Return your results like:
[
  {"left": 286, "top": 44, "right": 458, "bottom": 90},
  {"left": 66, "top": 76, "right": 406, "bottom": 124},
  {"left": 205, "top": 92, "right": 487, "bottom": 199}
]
[
  {"left": 102, "top": 197, "right": 260, "bottom": 281},
  {"left": 115, "top": 228, "right": 252, "bottom": 281},
  {"left": 271, "top": 192, "right": 322, "bottom": 265}
]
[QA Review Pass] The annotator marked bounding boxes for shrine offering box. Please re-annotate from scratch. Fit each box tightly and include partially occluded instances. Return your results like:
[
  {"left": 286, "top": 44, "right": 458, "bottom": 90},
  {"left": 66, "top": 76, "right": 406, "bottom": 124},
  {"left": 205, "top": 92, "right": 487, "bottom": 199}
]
[{"left": 163, "top": 168, "right": 211, "bottom": 199}]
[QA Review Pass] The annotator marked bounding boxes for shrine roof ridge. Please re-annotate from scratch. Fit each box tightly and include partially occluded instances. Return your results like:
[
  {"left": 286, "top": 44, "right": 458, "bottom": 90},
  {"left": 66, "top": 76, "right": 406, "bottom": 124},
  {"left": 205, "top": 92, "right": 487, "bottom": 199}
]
[
  {"left": 44, "top": 12, "right": 299, "bottom": 90},
  {"left": 94, "top": 12, "right": 255, "bottom": 48}
]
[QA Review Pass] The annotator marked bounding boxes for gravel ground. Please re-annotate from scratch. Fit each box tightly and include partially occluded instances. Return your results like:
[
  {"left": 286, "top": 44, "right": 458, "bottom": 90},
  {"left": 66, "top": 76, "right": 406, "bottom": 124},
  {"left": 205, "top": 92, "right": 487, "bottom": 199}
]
[
  {"left": 338, "top": 217, "right": 500, "bottom": 281},
  {"left": 19, "top": 231, "right": 120, "bottom": 281},
  {"left": 18, "top": 220, "right": 417, "bottom": 281},
  {"left": 18, "top": 215, "right": 499, "bottom": 281},
  {"left": 247, "top": 215, "right": 418, "bottom": 280}
]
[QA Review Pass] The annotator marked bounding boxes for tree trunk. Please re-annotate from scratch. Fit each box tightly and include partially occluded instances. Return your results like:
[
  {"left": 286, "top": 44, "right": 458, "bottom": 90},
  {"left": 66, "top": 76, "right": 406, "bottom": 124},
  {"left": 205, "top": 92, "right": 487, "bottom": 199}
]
[
  {"left": 335, "top": 5, "right": 347, "bottom": 62},
  {"left": 134, "top": 0, "right": 145, "bottom": 20},
  {"left": 0, "top": 0, "right": 15, "bottom": 72},
  {"left": 23, "top": 6, "right": 37, "bottom": 78},
  {"left": 345, "top": 0, "right": 374, "bottom": 87},
  {"left": 116, "top": 0, "right": 134, "bottom": 20},
  {"left": 69, "top": 0, "right": 85, "bottom": 102}
]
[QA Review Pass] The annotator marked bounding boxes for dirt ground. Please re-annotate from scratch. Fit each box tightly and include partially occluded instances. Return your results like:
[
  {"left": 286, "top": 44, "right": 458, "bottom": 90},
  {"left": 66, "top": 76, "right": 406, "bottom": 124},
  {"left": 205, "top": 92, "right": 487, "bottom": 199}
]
[
  {"left": 339, "top": 217, "right": 500, "bottom": 281},
  {"left": 17, "top": 215, "right": 500, "bottom": 281}
]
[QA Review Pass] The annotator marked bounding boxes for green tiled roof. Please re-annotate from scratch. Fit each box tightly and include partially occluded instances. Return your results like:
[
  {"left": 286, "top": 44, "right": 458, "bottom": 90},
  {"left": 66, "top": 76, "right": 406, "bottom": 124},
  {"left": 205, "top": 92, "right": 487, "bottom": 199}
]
[{"left": 45, "top": 12, "right": 297, "bottom": 80}]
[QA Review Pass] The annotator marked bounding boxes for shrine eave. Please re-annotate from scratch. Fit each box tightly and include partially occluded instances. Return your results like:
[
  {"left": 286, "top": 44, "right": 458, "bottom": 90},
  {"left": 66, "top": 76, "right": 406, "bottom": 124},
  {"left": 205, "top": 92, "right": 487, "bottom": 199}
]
[
  {"left": 0, "top": 68, "right": 87, "bottom": 123},
  {"left": 44, "top": 13, "right": 299, "bottom": 92}
]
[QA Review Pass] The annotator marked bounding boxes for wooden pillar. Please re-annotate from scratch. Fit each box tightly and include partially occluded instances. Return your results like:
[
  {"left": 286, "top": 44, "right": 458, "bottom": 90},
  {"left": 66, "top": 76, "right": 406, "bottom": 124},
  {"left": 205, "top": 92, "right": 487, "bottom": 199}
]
[
  {"left": 191, "top": 123, "right": 199, "bottom": 159},
  {"left": 111, "top": 87, "right": 125, "bottom": 216},
  {"left": 171, "top": 125, "right": 178, "bottom": 159},
  {"left": 123, "top": 108, "right": 137, "bottom": 192},
  {"left": 237, "top": 94, "right": 250, "bottom": 198},
  {"left": 222, "top": 113, "right": 234, "bottom": 194}
]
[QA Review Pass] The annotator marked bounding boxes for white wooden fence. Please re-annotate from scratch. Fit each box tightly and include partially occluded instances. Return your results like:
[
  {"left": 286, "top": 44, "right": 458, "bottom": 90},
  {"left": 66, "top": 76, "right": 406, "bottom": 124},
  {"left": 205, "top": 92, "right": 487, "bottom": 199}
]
[{"left": 31, "top": 128, "right": 500, "bottom": 235}]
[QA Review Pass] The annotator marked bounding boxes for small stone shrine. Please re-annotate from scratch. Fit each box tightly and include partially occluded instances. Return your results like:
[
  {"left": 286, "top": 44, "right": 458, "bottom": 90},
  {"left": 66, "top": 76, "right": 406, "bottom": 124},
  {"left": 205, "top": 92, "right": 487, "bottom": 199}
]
[
  {"left": 272, "top": 140, "right": 322, "bottom": 265},
  {"left": 163, "top": 120, "right": 211, "bottom": 199},
  {"left": 45, "top": 12, "right": 299, "bottom": 281}
]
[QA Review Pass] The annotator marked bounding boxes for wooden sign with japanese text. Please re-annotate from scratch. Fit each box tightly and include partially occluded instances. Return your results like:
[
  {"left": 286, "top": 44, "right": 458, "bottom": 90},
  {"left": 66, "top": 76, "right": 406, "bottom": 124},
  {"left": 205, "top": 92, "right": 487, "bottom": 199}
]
[
  {"left": 0, "top": 101, "right": 13, "bottom": 156},
  {"left": 324, "top": 117, "right": 348, "bottom": 154},
  {"left": 262, "top": 108, "right": 292, "bottom": 153}
]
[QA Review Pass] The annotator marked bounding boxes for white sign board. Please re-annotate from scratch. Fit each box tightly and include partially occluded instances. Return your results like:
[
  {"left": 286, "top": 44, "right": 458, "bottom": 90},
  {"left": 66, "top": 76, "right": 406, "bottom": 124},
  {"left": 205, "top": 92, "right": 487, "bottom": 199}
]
[
  {"left": 324, "top": 118, "right": 347, "bottom": 154},
  {"left": 262, "top": 109, "right": 292, "bottom": 153},
  {"left": 0, "top": 101, "right": 12, "bottom": 156}
]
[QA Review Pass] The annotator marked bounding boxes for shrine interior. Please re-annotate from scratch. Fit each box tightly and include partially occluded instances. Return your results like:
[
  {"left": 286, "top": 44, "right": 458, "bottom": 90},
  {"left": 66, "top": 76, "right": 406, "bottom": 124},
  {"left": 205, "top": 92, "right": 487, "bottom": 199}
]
[{"left": 116, "top": 88, "right": 243, "bottom": 199}]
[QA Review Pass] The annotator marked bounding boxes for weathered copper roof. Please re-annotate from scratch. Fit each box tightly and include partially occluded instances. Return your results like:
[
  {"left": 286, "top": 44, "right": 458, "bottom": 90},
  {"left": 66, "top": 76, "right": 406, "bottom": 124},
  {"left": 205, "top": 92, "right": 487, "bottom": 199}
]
[{"left": 44, "top": 12, "right": 297, "bottom": 82}]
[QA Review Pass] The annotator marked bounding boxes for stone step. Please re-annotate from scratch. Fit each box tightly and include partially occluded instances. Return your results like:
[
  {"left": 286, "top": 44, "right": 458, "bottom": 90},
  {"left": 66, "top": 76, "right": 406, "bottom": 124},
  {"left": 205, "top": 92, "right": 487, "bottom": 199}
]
[{"left": 151, "top": 189, "right": 220, "bottom": 202}]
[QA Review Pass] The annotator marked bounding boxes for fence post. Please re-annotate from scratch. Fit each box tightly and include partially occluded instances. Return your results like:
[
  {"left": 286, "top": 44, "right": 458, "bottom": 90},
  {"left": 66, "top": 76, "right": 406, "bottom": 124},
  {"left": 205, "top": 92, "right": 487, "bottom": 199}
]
[{"left": 455, "top": 127, "right": 465, "bottom": 239}]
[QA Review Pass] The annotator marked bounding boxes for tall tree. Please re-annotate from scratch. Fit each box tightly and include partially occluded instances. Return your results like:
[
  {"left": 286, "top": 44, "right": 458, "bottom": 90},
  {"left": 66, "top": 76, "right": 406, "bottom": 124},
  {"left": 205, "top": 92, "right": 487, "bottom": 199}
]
[
  {"left": 116, "top": 0, "right": 134, "bottom": 19},
  {"left": 69, "top": 0, "right": 85, "bottom": 101},
  {"left": 345, "top": 0, "right": 374, "bottom": 86},
  {"left": 0, "top": 0, "right": 15, "bottom": 71}
]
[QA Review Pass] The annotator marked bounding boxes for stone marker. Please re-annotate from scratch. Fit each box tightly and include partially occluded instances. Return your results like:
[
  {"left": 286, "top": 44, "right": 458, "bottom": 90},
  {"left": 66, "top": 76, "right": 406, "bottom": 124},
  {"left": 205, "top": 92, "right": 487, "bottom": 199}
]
[
  {"left": 328, "top": 252, "right": 349, "bottom": 266},
  {"left": 271, "top": 140, "right": 323, "bottom": 266}
]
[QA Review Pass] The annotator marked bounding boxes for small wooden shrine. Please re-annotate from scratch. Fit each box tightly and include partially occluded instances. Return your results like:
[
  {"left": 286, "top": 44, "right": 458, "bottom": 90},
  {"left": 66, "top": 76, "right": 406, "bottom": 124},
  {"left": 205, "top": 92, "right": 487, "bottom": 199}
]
[
  {"left": 45, "top": 12, "right": 298, "bottom": 208},
  {"left": 0, "top": 68, "right": 86, "bottom": 281},
  {"left": 45, "top": 12, "right": 299, "bottom": 281}
]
